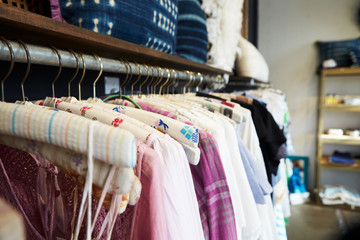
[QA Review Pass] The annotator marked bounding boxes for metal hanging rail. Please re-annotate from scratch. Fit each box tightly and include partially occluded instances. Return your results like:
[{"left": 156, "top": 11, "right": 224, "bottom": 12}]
[
  {"left": 226, "top": 76, "right": 271, "bottom": 89},
  {"left": 0, "top": 40, "right": 226, "bottom": 87}
]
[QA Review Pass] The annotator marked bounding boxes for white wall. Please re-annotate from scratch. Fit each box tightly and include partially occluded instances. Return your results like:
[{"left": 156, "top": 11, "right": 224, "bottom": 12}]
[{"left": 258, "top": 0, "right": 360, "bottom": 190}]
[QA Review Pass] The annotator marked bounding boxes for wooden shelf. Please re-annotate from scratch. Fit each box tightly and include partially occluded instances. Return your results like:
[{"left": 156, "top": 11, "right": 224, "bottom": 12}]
[
  {"left": 321, "top": 104, "right": 360, "bottom": 111},
  {"left": 320, "top": 157, "right": 360, "bottom": 171},
  {"left": 320, "top": 134, "right": 360, "bottom": 145},
  {"left": 317, "top": 65, "right": 360, "bottom": 208},
  {"left": 0, "top": 4, "right": 231, "bottom": 75},
  {"left": 322, "top": 67, "right": 360, "bottom": 76}
]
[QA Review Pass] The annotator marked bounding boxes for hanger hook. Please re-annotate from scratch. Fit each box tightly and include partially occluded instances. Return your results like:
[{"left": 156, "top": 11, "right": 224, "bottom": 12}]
[
  {"left": 50, "top": 46, "right": 63, "bottom": 98},
  {"left": 150, "top": 67, "right": 160, "bottom": 95},
  {"left": 202, "top": 74, "right": 210, "bottom": 89},
  {"left": 188, "top": 72, "right": 196, "bottom": 93},
  {"left": 92, "top": 54, "right": 103, "bottom": 99},
  {"left": 187, "top": 73, "right": 193, "bottom": 93},
  {"left": 146, "top": 66, "right": 155, "bottom": 95},
  {"left": 163, "top": 69, "right": 173, "bottom": 95},
  {"left": 188, "top": 72, "right": 199, "bottom": 92},
  {"left": 166, "top": 69, "right": 176, "bottom": 95},
  {"left": 183, "top": 71, "right": 192, "bottom": 94},
  {"left": 118, "top": 58, "right": 128, "bottom": 97},
  {"left": 138, "top": 64, "right": 150, "bottom": 98},
  {"left": 130, "top": 62, "right": 142, "bottom": 97},
  {"left": 67, "top": 49, "right": 80, "bottom": 97},
  {"left": 153, "top": 67, "right": 164, "bottom": 95},
  {"left": 195, "top": 73, "right": 203, "bottom": 92},
  {"left": 152, "top": 67, "right": 163, "bottom": 95},
  {"left": 77, "top": 51, "right": 86, "bottom": 101},
  {"left": 0, "top": 37, "right": 15, "bottom": 102},
  {"left": 120, "top": 59, "right": 133, "bottom": 94},
  {"left": 190, "top": 72, "right": 202, "bottom": 92},
  {"left": 159, "top": 68, "right": 171, "bottom": 95},
  {"left": 17, "top": 40, "right": 31, "bottom": 102}
]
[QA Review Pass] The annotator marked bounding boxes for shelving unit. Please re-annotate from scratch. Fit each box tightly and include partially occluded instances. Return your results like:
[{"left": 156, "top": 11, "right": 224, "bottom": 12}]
[
  {"left": 316, "top": 67, "right": 360, "bottom": 210},
  {"left": 320, "top": 134, "right": 360, "bottom": 145},
  {"left": 0, "top": 4, "right": 231, "bottom": 75},
  {"left": 322, "top": 104, "right": 360, "bottom": 111}
]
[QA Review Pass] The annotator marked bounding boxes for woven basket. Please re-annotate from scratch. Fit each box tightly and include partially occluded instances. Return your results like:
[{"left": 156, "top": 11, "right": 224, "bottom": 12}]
[{"left": 0, "top": 0, "right": 50, "bottom": 16}]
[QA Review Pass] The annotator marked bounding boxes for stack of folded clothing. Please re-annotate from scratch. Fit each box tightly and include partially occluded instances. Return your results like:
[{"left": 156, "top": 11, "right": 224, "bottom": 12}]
[
  {"left": 320, "top": 185, "right": 360, "bottom": 207},
  {"left": 330, "top": 150, "right": 355, "bottom": 164}
]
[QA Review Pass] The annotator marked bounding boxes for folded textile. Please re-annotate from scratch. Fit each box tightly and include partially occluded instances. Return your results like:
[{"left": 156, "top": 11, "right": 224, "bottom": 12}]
[
  {"left": 330, "top": 150, "right": 355, "bottom": 164},
  {"left": 320, "top": 185, "right": 360, "bottom": 207}
]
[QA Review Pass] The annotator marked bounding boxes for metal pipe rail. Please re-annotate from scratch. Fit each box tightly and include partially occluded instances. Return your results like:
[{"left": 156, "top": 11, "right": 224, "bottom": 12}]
[{"left": 0, "top": 40, "right": 226, "bottom": 87}]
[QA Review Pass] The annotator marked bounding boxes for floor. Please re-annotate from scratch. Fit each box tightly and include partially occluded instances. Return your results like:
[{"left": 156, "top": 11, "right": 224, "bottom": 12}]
[{"left": 286, "top": 203, "right": 360, "bottom": 240}]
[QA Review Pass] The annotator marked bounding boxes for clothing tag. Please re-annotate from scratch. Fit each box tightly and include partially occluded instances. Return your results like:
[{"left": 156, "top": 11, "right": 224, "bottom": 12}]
[{"left": 104, "top": 76, "right": 120, "bottom": 94}]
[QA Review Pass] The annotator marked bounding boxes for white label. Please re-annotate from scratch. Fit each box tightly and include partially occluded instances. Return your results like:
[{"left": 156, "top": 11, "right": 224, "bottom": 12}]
[{"left": 104, "top": 76, "right": 120, "bottom": 94}]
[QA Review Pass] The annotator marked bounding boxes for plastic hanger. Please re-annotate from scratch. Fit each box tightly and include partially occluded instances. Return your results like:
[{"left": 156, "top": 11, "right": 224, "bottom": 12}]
[{"left": 0, "top": 36, "right": 14, "bottom": 102}]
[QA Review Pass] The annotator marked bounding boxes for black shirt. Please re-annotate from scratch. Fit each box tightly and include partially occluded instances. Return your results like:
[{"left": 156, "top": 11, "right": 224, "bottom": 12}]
[{"left": 232, "top": 98, "right": 287, "bottom": 184}]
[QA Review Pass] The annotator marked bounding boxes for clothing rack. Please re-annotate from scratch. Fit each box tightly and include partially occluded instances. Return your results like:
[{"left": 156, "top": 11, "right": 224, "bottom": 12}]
[
  {"left": 224, "top": 76, "right": 271, "bottom": 91},
  {"left": 0, "top": 40, "right": 227, "bottom": 88}
]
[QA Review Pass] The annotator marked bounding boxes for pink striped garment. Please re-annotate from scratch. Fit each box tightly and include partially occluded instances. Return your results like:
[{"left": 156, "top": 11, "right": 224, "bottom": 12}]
[{"left": 137, "top": 102, "right": 238, "bottom": 240}]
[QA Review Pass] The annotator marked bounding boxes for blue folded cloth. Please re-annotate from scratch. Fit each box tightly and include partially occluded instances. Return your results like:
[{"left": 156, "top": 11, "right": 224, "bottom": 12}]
[
  {"left": 58, "top": 0, "right": 178, "bottom": 54},
  {"left": 330, "top": 150, "right": 355, "bottom": 164}
]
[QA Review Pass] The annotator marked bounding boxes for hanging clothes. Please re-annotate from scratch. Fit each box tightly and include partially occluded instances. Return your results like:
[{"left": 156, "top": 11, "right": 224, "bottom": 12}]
[{"left": 0, "top": 81, "right": 295, "bottom": 240}]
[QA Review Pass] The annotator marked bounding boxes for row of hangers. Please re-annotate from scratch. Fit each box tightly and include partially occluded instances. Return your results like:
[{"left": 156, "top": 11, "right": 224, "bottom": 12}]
[
  {"left": 0, "top": 37, "right": 227, "bottom": 240},
  {"left": 0, "top": 37, "right": 225, "bottom": 103}
]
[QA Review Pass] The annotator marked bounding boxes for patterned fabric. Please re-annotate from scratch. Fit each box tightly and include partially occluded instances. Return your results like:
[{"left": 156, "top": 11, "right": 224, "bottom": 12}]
[
  {"left": 0, "top": 144, "right": 132, "bottom": 239},
  {"left": 183, "top": 95, "right": 243, "bottom": 123},
  {"left": 318, "top": 38, "right": 360, "bottom": 69},
  {"left": 64, "top": 97, "right": 161, "bottom": 142},
  {"left": 275, "top": 204, "right": 288, "bottom": 240},
  {"left": 176, "top": 0, "right": 208, "bottom": 63},
  {"left": 104, "top": 100, "right": 200, "bottom": 149},
  {"left": 138, "top": 102, "right": 189, "bottom": 122},
  {"left": 0, "top": 102, "right": 136, "bottom": 168},
  {"left": 87, "top": 99, "right": 201, "bottom": 165},
  {"left": 43, "top": 97, "right": 153, "bottom": 143},
  {"left": 191, "top": 130, "right": 237, "bottom": 240},
  {"left": 0, "top": 134, "right": 137, "bottom": 197},
  {"left": 57, "top": 0, "right": 178, "bottom": 54},
  {"left": 136, "top": 102, "right": 238, "bottom": 240}
]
